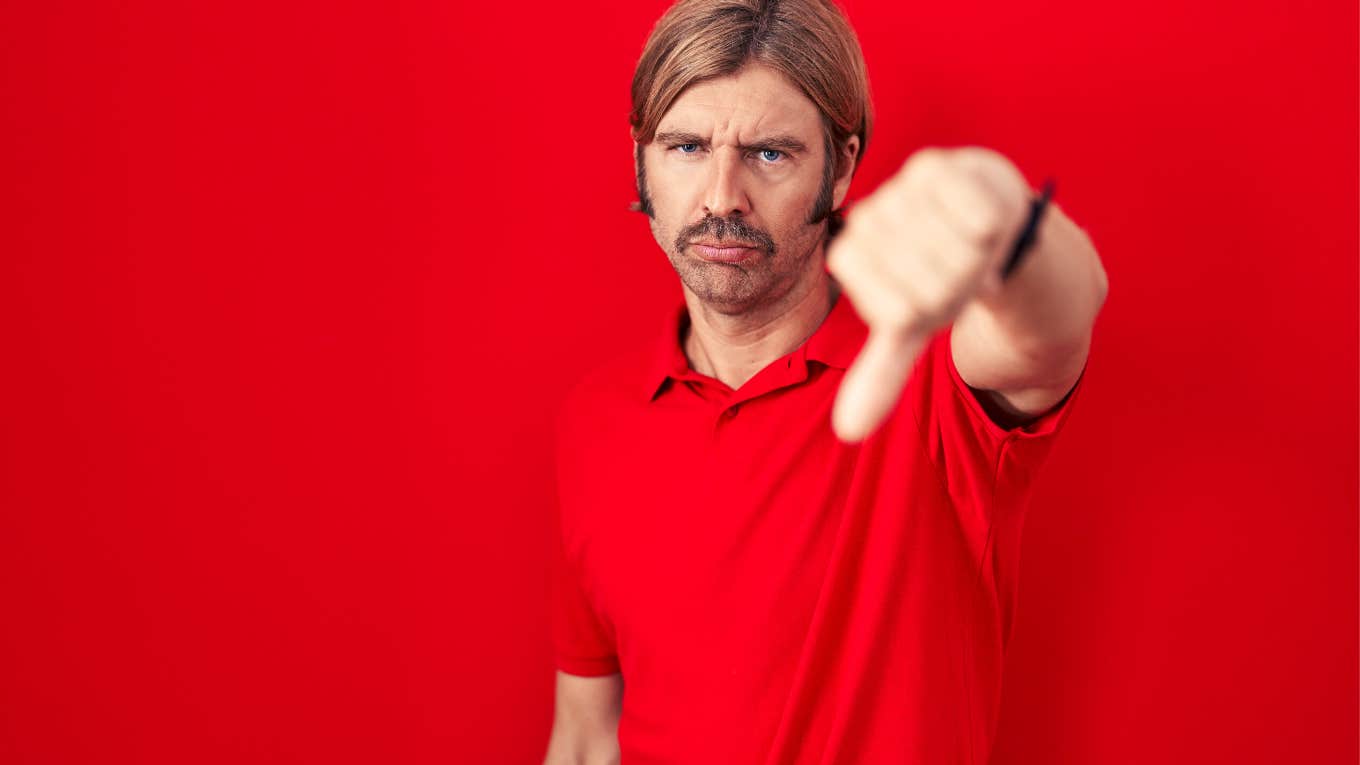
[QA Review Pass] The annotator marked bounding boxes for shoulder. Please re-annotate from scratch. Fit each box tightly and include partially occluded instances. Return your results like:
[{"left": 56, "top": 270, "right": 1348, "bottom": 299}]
[
  {"left": 554, "top": 342, "right": 654, "bottom": 445},
  {"left": 557, "top": 300, "right": 686, "bottom": 429}
]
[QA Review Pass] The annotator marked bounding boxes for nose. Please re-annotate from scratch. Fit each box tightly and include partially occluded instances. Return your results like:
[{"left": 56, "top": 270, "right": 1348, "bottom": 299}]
[{"left": 702, "top": 147, "right": 751, "bottom": 218}]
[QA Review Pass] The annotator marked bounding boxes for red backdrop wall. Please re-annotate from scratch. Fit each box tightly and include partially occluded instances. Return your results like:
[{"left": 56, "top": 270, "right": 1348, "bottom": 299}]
[{"left": 2, "top": 1, "right": 1355, "bottom": 762}]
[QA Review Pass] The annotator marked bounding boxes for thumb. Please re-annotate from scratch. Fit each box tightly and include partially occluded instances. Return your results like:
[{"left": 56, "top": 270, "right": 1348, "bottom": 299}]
[{"left": 831, "top": 326, "right": 930, "bottom": 443}]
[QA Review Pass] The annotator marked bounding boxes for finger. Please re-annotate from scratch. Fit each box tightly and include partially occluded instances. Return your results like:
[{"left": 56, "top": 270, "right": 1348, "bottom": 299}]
[
  {"left": 872, "top": 206, "right": 983, "bottom": 301},
  {"left": 827, "top": 236, "right": 925, "bottom": 332},
  {"left": 926, "top": 170, "right": 1009, "bottom": 254},
  {"left": 831, "top": 326, "right": 929, "bottom": 443},
  {"left": 935, "top": 152, "right": 1030, "bottom": 256}
]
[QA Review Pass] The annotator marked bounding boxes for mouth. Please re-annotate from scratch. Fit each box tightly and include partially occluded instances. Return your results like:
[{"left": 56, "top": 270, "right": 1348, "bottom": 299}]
[{"left": 689, "top": 240, "right": 762, "bottom": 264}]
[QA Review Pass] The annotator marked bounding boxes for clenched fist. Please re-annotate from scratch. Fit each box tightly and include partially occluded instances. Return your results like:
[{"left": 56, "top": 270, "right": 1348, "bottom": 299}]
[{"left": 826, "top": 146, "right": 1034, "bottom": 443}]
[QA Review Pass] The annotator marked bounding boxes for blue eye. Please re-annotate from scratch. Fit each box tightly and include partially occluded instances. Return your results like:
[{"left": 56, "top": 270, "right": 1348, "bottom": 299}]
[
  {"left": 676, "top": 143, "right": 699, "bottom": 154},
  {"left": 758, "top": 149, "right": 784, "bottom": 163}
]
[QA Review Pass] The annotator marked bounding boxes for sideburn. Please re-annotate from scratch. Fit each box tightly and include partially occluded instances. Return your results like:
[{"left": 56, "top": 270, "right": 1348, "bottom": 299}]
[
  {"left": 806, "top": 131, "right": 845, "bottom": 240},
  {"left": 632, "top": 142, "right": 654, "bottom": 217}
]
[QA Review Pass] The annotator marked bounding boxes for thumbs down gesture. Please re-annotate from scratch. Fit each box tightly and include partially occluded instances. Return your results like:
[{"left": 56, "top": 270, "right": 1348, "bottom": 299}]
[{"left": 825, "top": 146, "right": 1033, "bottom": 443}]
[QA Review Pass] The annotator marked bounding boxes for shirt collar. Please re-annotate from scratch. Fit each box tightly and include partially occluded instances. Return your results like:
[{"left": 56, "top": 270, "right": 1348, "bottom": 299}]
[{"left": 640, "top": 284, "right": 867, "bottom": 403}]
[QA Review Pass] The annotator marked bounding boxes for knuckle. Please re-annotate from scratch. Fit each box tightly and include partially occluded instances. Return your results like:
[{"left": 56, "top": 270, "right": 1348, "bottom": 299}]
[
  {"left": 850, "top": 200, "right": 895, "bottom": 240},
  {"left": 825, "top": 241, "right": 843, "bottom": 271},
  {"left": 829, "top": 242, "right": 867, "bottom": 281},
  {"left": 954, "top": 202, "right": 1003, "bottom": 247},
  {"left": 863, "top": 201, "right": 897, "bottom": 233},
  {"left": 972, "top": 196, "right": 1003, "bottom": 229},
  {"left": 904, "top": 147, "right": 946, "bottom": 179},
  {"left": 971, "top": 209, "right": 1004, "bottom": 244},
  {"left": 842, "top": 201, "right": 873, "bottom": 230},
  {"left": 958, "top": 145, "right": 1007, "bottom": 177},
  {"left": 939, "top": 245, "right": 977, "bottom": 281}
]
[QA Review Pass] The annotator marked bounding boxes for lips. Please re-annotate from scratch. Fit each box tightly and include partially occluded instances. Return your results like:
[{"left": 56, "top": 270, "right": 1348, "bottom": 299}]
[{"left": 690, "top": 241, "right": 761, "bottom": 264}]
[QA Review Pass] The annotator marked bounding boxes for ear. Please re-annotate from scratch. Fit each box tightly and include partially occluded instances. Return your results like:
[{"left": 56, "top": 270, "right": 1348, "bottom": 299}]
[{"left": 832, "top": 134, "right": 861, "bottom": 210}]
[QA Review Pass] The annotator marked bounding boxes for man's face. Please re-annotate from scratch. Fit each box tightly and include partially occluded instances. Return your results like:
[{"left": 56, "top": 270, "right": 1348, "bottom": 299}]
[{"left": 637, "top": 63, "right": 842, "bottom": 315}]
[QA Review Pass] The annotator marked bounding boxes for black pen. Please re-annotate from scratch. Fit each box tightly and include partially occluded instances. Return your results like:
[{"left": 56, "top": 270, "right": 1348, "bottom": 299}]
[{"left": 1002, "top": 177, "right": 1056, "bottom": 280}]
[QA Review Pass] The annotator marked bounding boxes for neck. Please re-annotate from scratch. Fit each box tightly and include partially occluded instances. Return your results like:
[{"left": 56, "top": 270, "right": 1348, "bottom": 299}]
[{"left": 682, "top": 272, "right": 840, "bottom": 390}]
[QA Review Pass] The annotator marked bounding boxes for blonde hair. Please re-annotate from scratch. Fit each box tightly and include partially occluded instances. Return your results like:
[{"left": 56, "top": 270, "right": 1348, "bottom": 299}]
[{"left": 629, "top": 0, "right": 874, "bottom": 232}]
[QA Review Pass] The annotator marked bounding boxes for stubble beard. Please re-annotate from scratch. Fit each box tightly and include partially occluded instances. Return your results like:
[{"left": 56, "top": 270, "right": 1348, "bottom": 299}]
[{"left": 658, "top": 216, "right": 821, "bottom": 315}]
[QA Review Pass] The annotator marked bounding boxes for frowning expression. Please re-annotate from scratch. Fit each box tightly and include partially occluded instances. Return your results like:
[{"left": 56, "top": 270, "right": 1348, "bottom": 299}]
[{"left": 637, "top": 63, "right": 848, "bottom": 314}]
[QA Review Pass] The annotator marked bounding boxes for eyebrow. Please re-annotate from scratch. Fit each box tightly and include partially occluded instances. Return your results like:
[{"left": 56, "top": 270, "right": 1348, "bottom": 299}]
[{"left": 653, "top": 130, "right": 810, "bottom": 155}]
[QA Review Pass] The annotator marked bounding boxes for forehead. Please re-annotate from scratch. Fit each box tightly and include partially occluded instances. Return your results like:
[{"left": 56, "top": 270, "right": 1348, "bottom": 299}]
[{"left": 656, "top": 63, "right": 821, "bottom": 139}]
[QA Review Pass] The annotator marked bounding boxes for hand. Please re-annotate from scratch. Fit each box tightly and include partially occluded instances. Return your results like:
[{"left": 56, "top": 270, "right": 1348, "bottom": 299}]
[{"left": 825, "top": 146, "right": 1032, "bottom": 443}]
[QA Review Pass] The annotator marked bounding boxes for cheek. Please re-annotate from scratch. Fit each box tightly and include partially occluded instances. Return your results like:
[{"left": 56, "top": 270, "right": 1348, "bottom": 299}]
[
  {"left": 648, "top": 216, "right": 670, "bottom": 249},
  {"left": 759, "top": 171, "right": 818, "bottom": 213},
  {"left": 646, "top": 203, "right": 681, "bottom": 253},
  {"left": 651, "top": 183, "right": 696, "bottom": 226},
  {"left": 762, "top": 183, "right": 821, "bottom": 236},
  {"left": 644, "top": 182, "right": 693, "bottom": 248}
]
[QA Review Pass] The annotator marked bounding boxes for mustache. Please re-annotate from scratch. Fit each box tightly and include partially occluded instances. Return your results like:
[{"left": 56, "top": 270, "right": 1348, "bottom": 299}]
[{"left": 674, "top": 214, "right": 777, "bottom": 255}]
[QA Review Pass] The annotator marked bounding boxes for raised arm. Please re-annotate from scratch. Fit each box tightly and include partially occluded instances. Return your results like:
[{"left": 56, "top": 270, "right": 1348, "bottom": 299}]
[{"left": 826, "top": 145, "right": 1109, "bottom": 440}]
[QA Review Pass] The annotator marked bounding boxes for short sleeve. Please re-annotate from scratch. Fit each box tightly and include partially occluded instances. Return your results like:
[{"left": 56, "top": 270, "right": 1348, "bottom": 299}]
[
  {"left": 549, "top": 403, "right": 621, "bottom": 677},
  {"left": 913, "top": 326, "right": 1082, "bottom": 465},
  {"left": 905, "top": 326, "right": 1089, "bottom": 641},
  {"left": 550, "top": 515, "right": 621, "bottom": 676},
  {"left": 907, "top": 326, "right": 1087, "bottom": 514}
]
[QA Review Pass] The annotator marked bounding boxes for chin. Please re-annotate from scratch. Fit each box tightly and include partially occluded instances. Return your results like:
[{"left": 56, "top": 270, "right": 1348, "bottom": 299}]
[
  {"left": 669, "top": 250, "right": 784, "bottom": 312},
  {"left": 686, "top": 278, "right": 772, "bottom": 314}
]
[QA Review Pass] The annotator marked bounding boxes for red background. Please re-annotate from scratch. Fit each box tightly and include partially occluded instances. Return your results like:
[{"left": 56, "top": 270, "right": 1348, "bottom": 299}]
[{"left": 2, "top": 1, "right": 1355, "bottom": 762}]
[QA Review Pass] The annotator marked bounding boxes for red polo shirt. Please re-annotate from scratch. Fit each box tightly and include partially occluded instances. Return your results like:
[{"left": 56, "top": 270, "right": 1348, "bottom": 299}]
[{"left": 550, "top": 290, "right": 1086, "bottom": 765}]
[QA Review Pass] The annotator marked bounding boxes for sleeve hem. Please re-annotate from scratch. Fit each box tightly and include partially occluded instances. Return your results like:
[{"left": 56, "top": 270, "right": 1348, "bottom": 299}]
[
  {"left": 554, "top": 654, "right": 621, "bottom": 677},
  {"left": 941, "top": 329, "right": 1087, "bottom": 444}
]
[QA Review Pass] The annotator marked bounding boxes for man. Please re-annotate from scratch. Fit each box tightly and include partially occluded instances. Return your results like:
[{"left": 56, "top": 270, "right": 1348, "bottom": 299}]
[{"left": 544, "top": 1, "right": 1108, "bottom": 763}]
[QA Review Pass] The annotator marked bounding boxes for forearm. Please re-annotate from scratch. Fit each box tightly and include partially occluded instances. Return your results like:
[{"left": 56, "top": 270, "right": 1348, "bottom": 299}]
[
  {"left": 969, "top": 201, "right": 1109, "bottom": 377},
  {"left": 543, "top": 733, "right": 620, "bottom": 765},
  {"left": 542, "top": 671, "right": 622, "bottom": 765}
]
